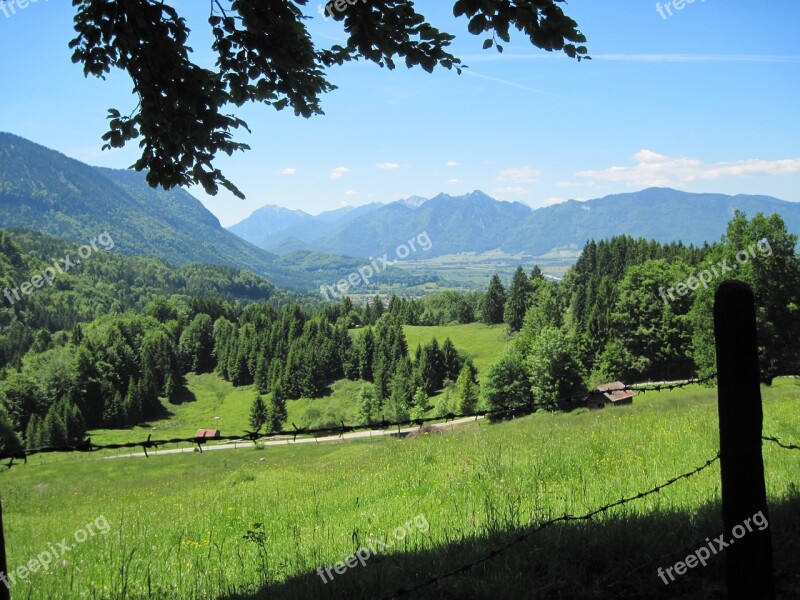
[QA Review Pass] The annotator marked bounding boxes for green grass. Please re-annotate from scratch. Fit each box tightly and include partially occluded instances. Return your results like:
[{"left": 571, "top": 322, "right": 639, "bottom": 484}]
[
  {"left": 88, "top": 373, "right": 257, "bottom": 446},
  {"left": 2, "top": 379, "right": 798, "bottom": 599},
  {"left": 400, "top": 323, "right": 511, "bottom": 382},
  {"left": 286, "top": 378, "right": 365, "bottom": 429}
]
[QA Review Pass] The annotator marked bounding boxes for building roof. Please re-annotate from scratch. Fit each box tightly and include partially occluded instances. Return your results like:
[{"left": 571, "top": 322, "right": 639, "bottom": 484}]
[
  {"left": 593, "top": 381, "right": 635, "bottom": 403},
  {"left": 195, "top": 428, "right": 220, "bottom": 438}
]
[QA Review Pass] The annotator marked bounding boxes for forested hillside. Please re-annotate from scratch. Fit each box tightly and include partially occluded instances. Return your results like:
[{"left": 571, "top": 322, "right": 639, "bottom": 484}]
[
  {"left": 0, "top": 229, "right": 473, "bottom": 452},
  {"left": 0, "top": 229, "right": 295, "bottom": 368}
]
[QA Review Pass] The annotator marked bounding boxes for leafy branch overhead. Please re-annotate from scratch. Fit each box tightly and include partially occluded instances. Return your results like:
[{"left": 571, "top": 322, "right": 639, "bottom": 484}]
[{"left": 69, "top": 0, "right": 589, "bottom": 199}]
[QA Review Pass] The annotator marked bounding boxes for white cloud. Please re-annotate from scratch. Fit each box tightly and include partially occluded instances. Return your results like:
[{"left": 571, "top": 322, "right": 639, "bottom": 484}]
[
  {"left": 446, "top": 160, "right": 460, "bottom": 167},
  {"left": 447, "top": 178, "right": 460, "bottom": 185},
  {"left": 344, "top": 189, "right": 356, "bottom": 196},
  {"left": 376, "top": 162, "right": 401, "bottom": 170},
  {"left": 330, "top": 167, "right": 351, "bottom": 180},
  {"left": 576, "top": 150, "right": 800, "bottom": 188},
  {"left": 496, "top": 166, "right": 540, "bottom": 184},
  {"left": 280, "top": 168, "right": 297, "bottom": 176},
  {"left": 494, "top": 186, "right": 530, "bottom": 197}
]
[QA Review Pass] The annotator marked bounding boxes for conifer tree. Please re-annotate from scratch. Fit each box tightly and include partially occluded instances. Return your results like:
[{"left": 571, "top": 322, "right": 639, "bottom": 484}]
[
  {"left": 249, "top": 394, "right": 268, "bottom": 432},
  {"left": 456, "top": 362, "right": 480, "bottom": 414},
  {"left": 504, "top": 266, "right": 531, "bottom": 332},
  {"left": 24, "top": 413, "right": 42, "bottom": 450},
  {"left": 103, "top": 392, "right": 124, "bottom": 427},
  {"left": 482, "top": 274, "right": 506, "bottom": 324},
  {"left": 356, "top": 384, "right": 379, "bottom": 424},
  {"left": 410, "top": 388, "right": 429, "bottom": 420},
  {"left": 267, "top": 383, "right": 288, "bottom": 432}
]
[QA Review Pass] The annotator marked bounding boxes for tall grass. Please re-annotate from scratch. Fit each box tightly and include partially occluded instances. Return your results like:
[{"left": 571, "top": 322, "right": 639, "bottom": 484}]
[{"left": 1, "top": 380, "right": 797, "bottom": 599}]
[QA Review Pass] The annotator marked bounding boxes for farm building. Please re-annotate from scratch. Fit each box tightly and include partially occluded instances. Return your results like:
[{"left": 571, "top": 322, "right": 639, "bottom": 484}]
[
  {"left": 587, "top": 382, "right": 635, "bottom": 409},
  {"left": 195, "top": 428, "right": 221, "bottom": 439}
]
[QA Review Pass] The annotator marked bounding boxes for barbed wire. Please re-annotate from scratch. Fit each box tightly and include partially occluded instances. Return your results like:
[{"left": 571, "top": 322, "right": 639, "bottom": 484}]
[
  {"left": 762, "top": 436, "right": 800, "bottom": 451},
  {"left": 1, "top": 375, "right": 719, "bottom": 467},
  {"left": 380, "top": 453, "right": 721, "bottom": 599}
]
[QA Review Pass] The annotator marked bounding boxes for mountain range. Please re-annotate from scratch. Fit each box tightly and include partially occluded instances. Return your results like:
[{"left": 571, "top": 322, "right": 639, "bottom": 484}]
[
  {"left": 2, "top": 131, "right": 799, "bottom": 295},
  {"left": 231, "top": 189, "right": 800, "bottom": 258}
]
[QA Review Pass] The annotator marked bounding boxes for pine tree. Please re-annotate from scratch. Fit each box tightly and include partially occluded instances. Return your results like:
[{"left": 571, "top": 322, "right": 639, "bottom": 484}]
[
  {"left": 417, "top": 338, "right": 445, "bottom": 394},
  {"left": 123, "top": 377, "right": 143, "bottom": 424},
  {"left": 504, "top": 266, "right": 531, "bottom": 332},
  {"left": 25, "top": 414, "right": 42, "bottom": 450},
  {"left": 358, "top": 327, "right": 375, "bottom": 381},
  {"left": 356, "top": 384, "right": 379, "bottom": 424},
  {"left": 388, "top": 358, "right": 414, "bottom": 418},
  {"left": 440, "top": 337, "right": 462, "bottom": 382},
  {"left": 482, "top": 274, "right": 506, "bottom": 324},
  {"left": 178, "top": 313, "right": 214, "bottom": 373},
  {"left": 41, "top": 406, "right": 67, "bottom": 447},
  {"left": 456, "top": 362, "right": 480, "bottom": 414},
  {"left": 103, "top": 392, "right": 124, "bottom": 427},
  {"left": 249, "top": 395, "right": 268, "bottom": 432},
  {"left": 61, "top": 400, "right": 87, "bottom": 443},
  {"left": 410, "top": 388, "right": 429, "bottom": 420},
  {"left": 372, "top": 295, "right": 384, "bottom": 321},
  {"left": 384, "top": 384, "right": 410, "bottom": 422},
  {"left": 254, "top": 353, "right": 270, "bottom": 394},
  {"left": 267, "top": 383, "right": 288, "bottom": 432},
  {"left": 435, "top": 383, "right": 457, "bottom": 417}
]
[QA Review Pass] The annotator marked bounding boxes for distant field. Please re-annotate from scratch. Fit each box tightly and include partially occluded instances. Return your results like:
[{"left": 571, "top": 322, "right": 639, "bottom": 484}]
[
  {"left": 351, "top": 323, "right": 511, "bottom": 382},
  {"left": 396, "top": 250, "right": 579, "bottom": 290},
  {"left": 401, "top": 323, "right": 510, "bottom": 381},
  {"left": 4, "top": 379, "right": 798, "bottom": 599}
]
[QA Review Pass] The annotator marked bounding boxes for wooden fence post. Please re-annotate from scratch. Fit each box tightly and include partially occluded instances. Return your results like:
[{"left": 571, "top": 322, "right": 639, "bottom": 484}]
[
  {"left": 713, "top": 280, "right": 775, "bottom": 600},
  {"left": 0, "top": 496, "right": 9, "bottom": 600}
]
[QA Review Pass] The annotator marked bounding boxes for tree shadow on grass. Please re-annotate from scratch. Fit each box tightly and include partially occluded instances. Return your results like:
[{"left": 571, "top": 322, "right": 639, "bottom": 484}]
[
  {"left": 220, "top": 493, "right": 800, "bottom": 600},
  {"left": 167, "top": 380, "right": 198, "bottom": 406}
]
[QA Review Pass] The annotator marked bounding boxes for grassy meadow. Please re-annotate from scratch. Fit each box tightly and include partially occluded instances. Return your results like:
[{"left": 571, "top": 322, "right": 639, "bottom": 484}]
[
  {"left": 85, "top": 323, "right": 512, "bottom": 448},
  {"left": 1, "top": 379, "right": 798, "bottom": 599}
]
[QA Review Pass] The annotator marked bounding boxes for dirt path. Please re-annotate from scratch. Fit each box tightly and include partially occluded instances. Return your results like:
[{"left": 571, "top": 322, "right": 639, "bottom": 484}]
[{"left": 107, "top": 415, "right": 484, "bottom": 459}]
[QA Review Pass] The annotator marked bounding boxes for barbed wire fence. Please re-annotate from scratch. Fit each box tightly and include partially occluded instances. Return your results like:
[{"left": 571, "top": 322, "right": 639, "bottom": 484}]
[
  {"left": 381, "top": 453, "right": 723, "bottom": 599},
  {"left": 0, "top": 375, "right": 720, "bottom": 465}
]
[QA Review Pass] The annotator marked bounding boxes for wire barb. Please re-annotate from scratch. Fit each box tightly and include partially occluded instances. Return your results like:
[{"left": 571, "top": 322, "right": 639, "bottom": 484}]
[{"left": 762, "top": 435, "right": 800, "bottom": 451}]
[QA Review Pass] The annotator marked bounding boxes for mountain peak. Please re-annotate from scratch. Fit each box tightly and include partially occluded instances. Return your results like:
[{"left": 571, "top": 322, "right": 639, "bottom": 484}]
[{"left": 395, "top": 195, "right": 430, "bottom": 208}]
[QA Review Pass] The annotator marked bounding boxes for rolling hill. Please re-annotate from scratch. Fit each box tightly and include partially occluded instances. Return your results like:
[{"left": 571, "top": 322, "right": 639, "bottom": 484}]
[{"left": 0, "top": 133, "right": 382, "bottom": 292}]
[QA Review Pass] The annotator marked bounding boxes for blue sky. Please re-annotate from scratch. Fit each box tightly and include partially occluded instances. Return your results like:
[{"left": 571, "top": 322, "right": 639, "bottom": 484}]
[{"left": 1, "top": 0, "right": 798, "bottom": 226}]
